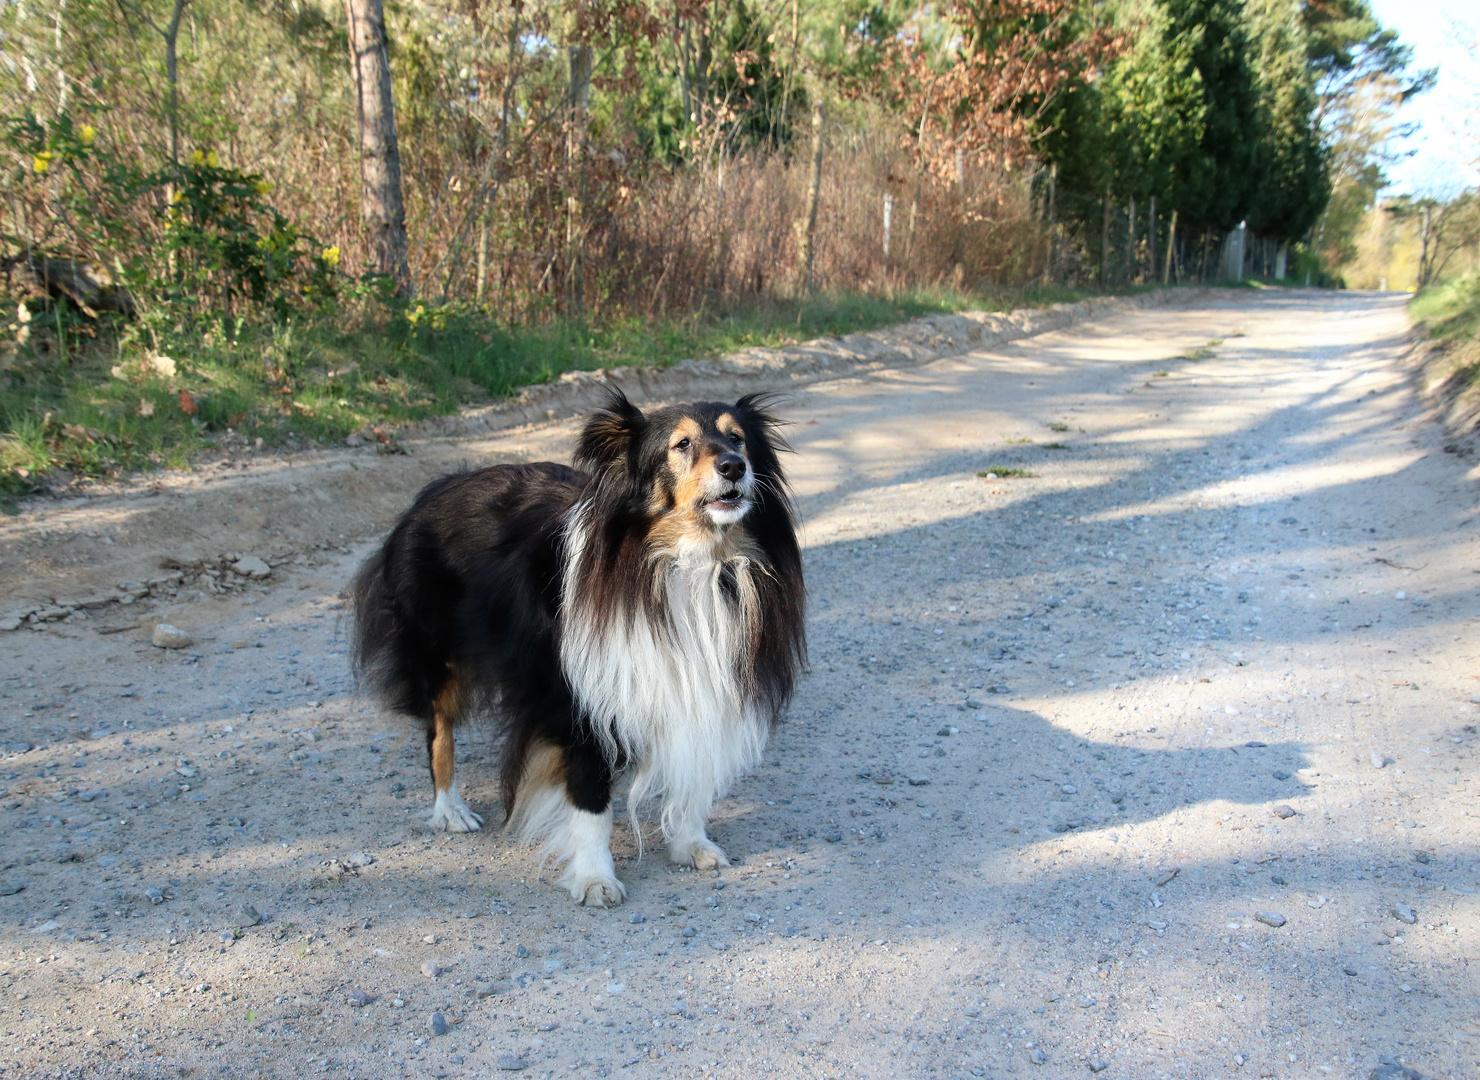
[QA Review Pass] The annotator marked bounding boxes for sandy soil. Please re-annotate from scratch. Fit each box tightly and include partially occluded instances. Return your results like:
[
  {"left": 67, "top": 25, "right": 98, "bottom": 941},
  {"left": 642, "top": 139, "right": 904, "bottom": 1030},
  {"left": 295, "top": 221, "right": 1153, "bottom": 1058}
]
[{"left": 1, "top": 289, "right": 1477, "bottom": 1080}]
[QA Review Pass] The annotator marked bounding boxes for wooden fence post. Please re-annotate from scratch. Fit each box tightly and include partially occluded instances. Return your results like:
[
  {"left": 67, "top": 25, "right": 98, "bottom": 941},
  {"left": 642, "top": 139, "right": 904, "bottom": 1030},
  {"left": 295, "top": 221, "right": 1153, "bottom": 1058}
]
[
  {"left": 1163, "top": 209, "right": 1177, "bottom": 285},
  {"left": 1101, "top": 188, "right": 1111, "bottom": 291},
  {"left": 883, "top": 192, "right": 893, "bottom": 268}
]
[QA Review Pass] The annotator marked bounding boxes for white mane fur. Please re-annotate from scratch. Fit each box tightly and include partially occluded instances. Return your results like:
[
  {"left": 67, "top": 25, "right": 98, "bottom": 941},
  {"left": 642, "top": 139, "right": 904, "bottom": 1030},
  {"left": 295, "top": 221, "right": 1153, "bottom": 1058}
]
[{"left": 557, "top": 501, "right": 769, "bottom": 845}]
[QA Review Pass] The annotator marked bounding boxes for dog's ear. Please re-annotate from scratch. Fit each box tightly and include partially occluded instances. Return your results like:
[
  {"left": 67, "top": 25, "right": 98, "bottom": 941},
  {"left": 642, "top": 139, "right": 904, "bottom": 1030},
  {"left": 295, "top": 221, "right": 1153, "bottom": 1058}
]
[
  {"left": 575, "top": 387, "right": 646, "bottom": 471},
  {"left": 734, "top": 393, "right": 793, "bottom": 463}
]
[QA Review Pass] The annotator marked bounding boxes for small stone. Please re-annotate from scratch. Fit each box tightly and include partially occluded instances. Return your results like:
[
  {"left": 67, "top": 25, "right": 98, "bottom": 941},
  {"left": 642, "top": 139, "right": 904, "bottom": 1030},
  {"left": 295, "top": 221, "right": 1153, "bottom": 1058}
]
[
  {"left": 1369, "top": 1063, "right": 1428, "bottom": 1080},
  {"left": 496, "top": 1055, "right": 528, "bottom": 1071},
  {"left": 907, "top": 776, "right": 931, "bottom": 787},
  {"left": 988, "top": 684, "right": 1011, "bottom": 695},
  {"left": 1030, "top": 1048, "right": 1049, "bottom": 1065},
  {"left": 347, "top": 852, "right": 375, "bottom": 868},
  {"left": 1062, "top": 784, "right": 1078, "bottom": 795},
  {"left": 824, "top": 829, "right": 843, "bottom": 843},
  {"left": 1076, "top": 995, "right": 1096, "bottom": 1008},
  {"left": 0, "top": 881, "right": 25, "bottom": 896},
  {"left": 424, "top": 934, "right": 438, "bottom": 944},
  {"left": 475, "top": 980, "right": 514, "bottom": 999},
  {"left": 428, "top": 1011, "right": 449, "bottom": 1036},
  {"left": 514, "top": 943, "right": 528, "bottom": 957},
  {"left": 1343, "top": 965, "right": 1358, "bottom": 977},
  {"left": 1146, "top": 920, "right": 1167, "bottom": 931},
  {"left": 1088, "top": 1060, "right": 1109, "bottom": 1073},
  {"left": 1370, "top": 751, "right": 1387, "bottom": 769},
  {"left": 144, "top": 886, "right": 165, "bottom": 905},
  {"left": 151, "top": 624, "right": 193, "bottom": 649},
  {"left": 348, "top": 989, "right": 377, "bottom": 1008},
  {"left": 235, "top": 903, "right": 261, "bottom": 927},
  {"left": 873, "top": 771, "right": 895, "bottom": 785},
  {"left": 628, "top": 912, "right": 646, "bottom": 924},
  {"left": 1391, "top": 903, "right": 1418, "bottom": 925},
  {"left": 744, "top": 912, "right": 763, "bottom": 924},
  {"left": 1255, "top": 911, "right": 1287, "bottom": 928},
  {"left": 937, "top": 726, "right": 954, "bottom": 737},
  {"left": 1270, "top": 804, "right": 1296, "bottom": 819},
  {"left": 421, "top": 960, "right": 442, "bottom": 978},
  {"left": 1272, "top": 770, "right": 1291, "bottom": 780},
  {"left": 1270, "top": 874, "right": 1286, "bottom": 886},
  {"left": 232, "top": 555, "right": 272, "bottom": 580}
]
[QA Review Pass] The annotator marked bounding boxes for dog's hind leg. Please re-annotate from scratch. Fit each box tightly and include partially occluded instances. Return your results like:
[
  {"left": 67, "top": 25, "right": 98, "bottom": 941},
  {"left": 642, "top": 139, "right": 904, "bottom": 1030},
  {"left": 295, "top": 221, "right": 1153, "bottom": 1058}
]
[
  {"left": 662, "top": 795, "right": 730, "bottom": 872},
  {"left": 426, "top": 675, "right": 483, "bottom": 833}
]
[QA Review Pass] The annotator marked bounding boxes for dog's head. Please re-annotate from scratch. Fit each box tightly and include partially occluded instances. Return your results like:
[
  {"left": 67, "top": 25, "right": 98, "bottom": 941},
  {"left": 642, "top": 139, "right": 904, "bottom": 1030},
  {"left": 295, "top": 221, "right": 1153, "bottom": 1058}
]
[{"left": 575, "top": 388, "right": 791, "bottom": 536}]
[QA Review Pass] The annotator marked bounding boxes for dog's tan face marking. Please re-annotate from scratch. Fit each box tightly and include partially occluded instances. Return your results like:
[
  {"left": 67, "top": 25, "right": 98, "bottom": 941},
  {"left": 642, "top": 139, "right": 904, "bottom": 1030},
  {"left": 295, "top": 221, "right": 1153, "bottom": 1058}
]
[{"left": 650, "top": 411, "right": 754, "bottom": 546}]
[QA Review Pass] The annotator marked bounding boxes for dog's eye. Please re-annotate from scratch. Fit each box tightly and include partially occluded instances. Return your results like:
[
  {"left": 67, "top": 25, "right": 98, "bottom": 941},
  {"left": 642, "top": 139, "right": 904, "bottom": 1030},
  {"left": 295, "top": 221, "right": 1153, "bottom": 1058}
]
[
  {"left": 727, "top": 432, "right": 743, "bottom": 445},
  {"left": 673, "top": 438, "right": 691, "bottom": 451}
]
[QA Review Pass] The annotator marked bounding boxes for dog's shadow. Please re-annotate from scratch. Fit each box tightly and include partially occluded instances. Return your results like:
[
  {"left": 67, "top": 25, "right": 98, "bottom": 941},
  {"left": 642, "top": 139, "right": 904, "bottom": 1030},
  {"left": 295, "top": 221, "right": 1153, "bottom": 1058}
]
[
  {"left": 710, "top": 701, "right": 1311, "bottom": 868},
  {"left": 452, "top": 701, "right": 1310, "bottom": 878}
]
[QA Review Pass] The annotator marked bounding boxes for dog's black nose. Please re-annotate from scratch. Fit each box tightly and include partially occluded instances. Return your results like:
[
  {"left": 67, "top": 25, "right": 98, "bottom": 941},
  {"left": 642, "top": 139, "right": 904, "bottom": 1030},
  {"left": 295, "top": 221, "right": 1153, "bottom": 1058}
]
[{"left": 715, "top": 454, "right": 747, "bottom": 481}]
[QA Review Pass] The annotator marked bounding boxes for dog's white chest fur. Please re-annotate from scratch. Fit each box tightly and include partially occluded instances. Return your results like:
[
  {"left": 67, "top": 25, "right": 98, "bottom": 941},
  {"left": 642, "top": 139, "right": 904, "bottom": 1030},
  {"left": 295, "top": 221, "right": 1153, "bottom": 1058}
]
[{"left": 559, "top": 510, "right": 767, "bottom": 829}]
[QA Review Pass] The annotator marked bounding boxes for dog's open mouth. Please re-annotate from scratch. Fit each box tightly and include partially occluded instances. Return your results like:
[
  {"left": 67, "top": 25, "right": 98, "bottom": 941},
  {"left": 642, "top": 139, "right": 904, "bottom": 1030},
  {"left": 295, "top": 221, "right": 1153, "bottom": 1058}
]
[{"left": 704, "top": 489, "right": 747, "bottom": 512}]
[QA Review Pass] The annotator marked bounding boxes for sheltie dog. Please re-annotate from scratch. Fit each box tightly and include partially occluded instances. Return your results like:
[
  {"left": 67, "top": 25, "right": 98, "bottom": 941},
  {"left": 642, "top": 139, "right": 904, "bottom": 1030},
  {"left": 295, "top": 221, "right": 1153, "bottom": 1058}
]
[{"left": 349, "top": 390, "right": 806, "bottom": 906}]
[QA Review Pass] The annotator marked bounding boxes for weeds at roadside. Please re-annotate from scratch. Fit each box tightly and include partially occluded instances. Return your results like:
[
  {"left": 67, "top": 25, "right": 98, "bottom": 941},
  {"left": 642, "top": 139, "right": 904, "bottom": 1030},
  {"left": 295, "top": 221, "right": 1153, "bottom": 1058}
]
[
  {"left": 1, "top": 282, "right": 1143, "bottom": 492},
  {"left": 978, "top": 466, "right": 1036, "bottom": 479}
]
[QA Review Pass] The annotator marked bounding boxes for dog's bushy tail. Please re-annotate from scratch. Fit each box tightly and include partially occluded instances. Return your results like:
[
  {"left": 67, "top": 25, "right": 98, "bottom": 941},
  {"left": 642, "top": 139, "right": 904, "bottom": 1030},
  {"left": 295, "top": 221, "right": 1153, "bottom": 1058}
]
[{"left": 349, "top": 543, "right": 427, "bottom": 720}]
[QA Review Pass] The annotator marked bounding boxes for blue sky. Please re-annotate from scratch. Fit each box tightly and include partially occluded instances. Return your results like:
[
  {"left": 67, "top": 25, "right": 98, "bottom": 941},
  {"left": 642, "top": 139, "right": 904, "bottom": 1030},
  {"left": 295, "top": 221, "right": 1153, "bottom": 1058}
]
[{"left": 1367, "top": 0, "right": 1476, "bottom": 197}]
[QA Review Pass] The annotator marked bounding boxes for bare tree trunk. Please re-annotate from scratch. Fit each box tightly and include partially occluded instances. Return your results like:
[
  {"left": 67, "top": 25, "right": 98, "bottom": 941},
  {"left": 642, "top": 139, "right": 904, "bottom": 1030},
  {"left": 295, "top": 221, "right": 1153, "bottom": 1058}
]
[
  {"left": 564, "top": 43, "right": 593, "bottom": 316},
  {"left": 475, "top": 204, "right": 490, "bottom": 304},
  {"left": 346, "top": 0, "right": 412, "bottom": 296},
  {"left": 160, "top": 0, "right": 188, "bottom": 165},
  {"left": 796, "top": 102, "right": 824, "bottom": 296}
]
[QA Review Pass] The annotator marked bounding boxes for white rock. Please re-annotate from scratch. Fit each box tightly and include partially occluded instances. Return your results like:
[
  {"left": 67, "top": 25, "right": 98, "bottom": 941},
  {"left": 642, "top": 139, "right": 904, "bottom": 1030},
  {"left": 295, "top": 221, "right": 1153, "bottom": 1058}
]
[
  {"left": 232, "top": 555, "right": 271, "bottom": 579},
  {"left": 152, "top": 624, "right": 193, "bottom": 649}
]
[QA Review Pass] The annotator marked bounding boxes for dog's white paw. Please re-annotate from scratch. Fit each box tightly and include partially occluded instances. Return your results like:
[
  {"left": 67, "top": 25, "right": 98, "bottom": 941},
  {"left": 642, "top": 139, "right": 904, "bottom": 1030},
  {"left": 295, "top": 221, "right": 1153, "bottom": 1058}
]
[
  {"left": 670, "top": 838, "right": 730, "bottom": 871},
  {"left": 566, "top": 871, "right": 626, "bottom": 908},
  {"left": 428, "top": 784, "right": 484, "bottom": 833}
]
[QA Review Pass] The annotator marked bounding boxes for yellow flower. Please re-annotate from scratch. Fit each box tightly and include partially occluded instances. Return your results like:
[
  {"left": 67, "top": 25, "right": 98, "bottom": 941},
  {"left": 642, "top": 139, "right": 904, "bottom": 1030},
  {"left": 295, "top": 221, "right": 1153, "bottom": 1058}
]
[
  {"left": 321, "top": 246, "right": 340, "bottom": 268},
  {"left": 206, "top": 150, "right": 220, "bottom": 168},
  {"left": 189, "top": 149, "right": 205, "bottom": 166},
  {"left": 32, "top": 151, "right": 54, "bottom": 174},
  {"left": 171, "top": 190, "right": 185, "bottom": 204},
  {"left": 254, "top": 179, "right": 272, "bottom": 195},
  {"left": 79, "top": 125, "right": 96, "bottom": 146}
]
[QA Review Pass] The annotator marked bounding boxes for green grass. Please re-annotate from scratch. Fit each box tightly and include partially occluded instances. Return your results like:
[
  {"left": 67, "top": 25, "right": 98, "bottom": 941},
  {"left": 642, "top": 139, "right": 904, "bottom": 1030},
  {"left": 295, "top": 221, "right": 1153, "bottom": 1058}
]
[
  {"left": 977, "top": 466, "right": 1036, "bottom": 479},
  {"left": 1411, "top": 274, "right": 1480, "bottom": 346},
  {"left": 0, "top": 281, "right": 1148, "bottom": 495},
  {"left": 1042, "top": 442, "right": 1070, "bottom": 450}
]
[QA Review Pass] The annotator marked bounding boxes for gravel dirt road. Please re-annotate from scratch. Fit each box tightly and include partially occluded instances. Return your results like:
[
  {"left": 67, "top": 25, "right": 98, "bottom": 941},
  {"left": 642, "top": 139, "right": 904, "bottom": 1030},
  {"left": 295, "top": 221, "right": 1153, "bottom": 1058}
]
[{"left": 2, "top": 289, "right": 1477, "bottom": 1080}]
